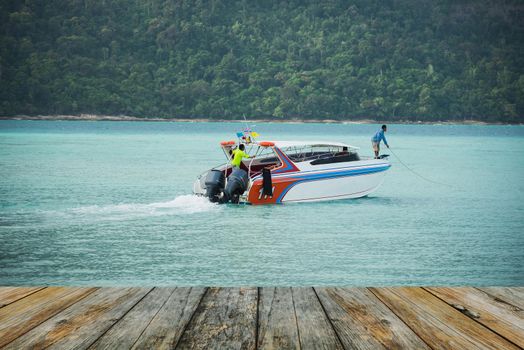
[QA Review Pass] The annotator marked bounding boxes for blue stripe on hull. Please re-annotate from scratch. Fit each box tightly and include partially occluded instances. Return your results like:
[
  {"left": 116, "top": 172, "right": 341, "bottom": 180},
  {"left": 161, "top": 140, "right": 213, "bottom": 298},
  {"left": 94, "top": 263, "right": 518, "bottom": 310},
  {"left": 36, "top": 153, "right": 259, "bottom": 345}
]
[
  {"left": 276, "top": 165, "right": 390, "bottom": 203},
  {"left": 253, "top": 162, "right": 391, "bottom": 181}
]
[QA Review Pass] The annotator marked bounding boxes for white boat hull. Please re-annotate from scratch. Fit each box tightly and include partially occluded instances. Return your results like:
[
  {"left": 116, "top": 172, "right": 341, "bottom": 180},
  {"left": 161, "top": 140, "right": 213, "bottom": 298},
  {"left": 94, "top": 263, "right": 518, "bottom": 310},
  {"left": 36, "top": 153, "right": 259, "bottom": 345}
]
[
  {"left": 246, "top": 160, "right": 390, "bottom": 204},
  {"left": 280, "top": 169, "right": 387, "bottom": 203}
]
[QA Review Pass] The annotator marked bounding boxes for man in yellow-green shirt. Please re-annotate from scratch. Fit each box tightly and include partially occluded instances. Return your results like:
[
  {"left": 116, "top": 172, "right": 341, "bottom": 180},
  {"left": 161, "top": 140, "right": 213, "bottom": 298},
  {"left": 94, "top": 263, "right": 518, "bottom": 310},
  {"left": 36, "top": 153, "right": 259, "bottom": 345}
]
[{"left": 231, "top": 144, "right": 253, "bottom": 167}]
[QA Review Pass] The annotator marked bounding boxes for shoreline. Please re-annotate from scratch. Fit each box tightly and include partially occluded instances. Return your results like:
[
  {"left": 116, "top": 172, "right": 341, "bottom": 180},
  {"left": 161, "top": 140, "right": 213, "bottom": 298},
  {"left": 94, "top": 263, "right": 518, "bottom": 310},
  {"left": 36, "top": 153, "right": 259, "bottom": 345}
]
[{"left": 0, "top": 114, "right": 519, "bottom": 125}]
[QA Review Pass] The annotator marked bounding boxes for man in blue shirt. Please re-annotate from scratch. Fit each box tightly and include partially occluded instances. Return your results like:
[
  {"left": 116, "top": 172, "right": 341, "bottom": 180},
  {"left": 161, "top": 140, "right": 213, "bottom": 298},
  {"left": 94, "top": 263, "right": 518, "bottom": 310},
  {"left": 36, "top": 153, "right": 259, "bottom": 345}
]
[{"left": 371, "top": 124, "right": 389, "bottom": 159}]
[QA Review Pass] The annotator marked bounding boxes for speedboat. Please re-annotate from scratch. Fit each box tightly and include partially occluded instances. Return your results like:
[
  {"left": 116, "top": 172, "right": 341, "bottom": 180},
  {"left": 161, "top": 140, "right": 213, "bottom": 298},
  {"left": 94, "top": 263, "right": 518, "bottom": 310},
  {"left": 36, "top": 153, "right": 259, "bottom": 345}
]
[{"left": 193, "top": 140, "right": 391, "bottom": 204}]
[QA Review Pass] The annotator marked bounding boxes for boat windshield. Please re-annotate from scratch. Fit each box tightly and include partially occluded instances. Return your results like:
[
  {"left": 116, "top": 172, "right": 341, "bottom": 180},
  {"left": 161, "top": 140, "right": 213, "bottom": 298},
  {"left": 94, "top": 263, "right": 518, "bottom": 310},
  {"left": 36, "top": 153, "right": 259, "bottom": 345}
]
[
  {"left": 243, "top": 145, "right": 281, "bottom": 176},
  {"left": 278, "top": 145, "right": 359, "bottom": 165},
  {"left": 219, "top": 144, "right": 283, "bottom": 177},
  {"left": 279, "top": 145, "right": 349, "bottom": 161}
]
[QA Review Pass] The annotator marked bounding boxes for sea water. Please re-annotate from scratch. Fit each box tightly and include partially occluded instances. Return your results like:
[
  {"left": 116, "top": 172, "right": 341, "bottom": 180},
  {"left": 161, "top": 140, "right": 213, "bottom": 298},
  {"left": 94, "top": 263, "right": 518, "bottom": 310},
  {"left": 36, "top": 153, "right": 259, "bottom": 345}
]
[{"left": 0, "top": 120, "right": 523, "bottom": 286}]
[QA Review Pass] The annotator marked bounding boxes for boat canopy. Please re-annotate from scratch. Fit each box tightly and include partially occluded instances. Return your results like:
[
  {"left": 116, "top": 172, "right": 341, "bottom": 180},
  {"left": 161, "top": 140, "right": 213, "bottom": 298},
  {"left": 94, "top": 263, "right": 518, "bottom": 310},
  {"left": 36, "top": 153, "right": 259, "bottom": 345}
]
[{"left": 258, "top": 140, "right": 359, "bottom": 150}]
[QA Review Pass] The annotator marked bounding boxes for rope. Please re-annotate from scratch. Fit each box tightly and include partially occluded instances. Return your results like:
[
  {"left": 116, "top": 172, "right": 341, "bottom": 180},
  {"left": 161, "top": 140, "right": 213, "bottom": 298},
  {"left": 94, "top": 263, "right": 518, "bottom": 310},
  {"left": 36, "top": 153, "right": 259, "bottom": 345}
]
[{"left": 387, "top": 147, "right": 454, "bottom": 188}]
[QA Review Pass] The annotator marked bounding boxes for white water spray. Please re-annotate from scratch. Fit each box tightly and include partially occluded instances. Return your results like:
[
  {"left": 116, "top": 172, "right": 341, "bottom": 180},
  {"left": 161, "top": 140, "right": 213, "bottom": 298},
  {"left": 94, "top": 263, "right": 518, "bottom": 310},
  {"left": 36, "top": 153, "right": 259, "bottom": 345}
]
[{"left": 68, "top": 195, "right": 219, "bottom": 220}]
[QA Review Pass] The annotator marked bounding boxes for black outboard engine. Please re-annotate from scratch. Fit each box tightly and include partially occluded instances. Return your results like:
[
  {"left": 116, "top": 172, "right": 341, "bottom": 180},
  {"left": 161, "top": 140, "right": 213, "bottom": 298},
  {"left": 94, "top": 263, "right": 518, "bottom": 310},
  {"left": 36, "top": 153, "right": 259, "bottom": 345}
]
[
  {"left": 224, "top": 168, "right": 249, "bottom": 204},
  {"left": 204, "top": 170, "right": 225, "bottom": 203}
]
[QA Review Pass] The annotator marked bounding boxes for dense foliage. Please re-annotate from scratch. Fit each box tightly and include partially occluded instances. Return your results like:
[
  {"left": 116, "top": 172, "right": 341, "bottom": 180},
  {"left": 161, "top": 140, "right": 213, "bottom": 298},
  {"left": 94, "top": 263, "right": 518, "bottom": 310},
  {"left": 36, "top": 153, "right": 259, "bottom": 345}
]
[{"left": 1, "top": 0, "right": 523, "bottom": 122}]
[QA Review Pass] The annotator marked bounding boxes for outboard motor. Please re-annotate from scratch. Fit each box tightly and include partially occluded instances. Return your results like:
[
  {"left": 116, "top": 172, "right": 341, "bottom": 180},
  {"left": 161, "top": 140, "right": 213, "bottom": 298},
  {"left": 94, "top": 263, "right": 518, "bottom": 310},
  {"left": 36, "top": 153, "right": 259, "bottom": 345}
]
[
  {"left": 224, "top": 168, "right": 249, "bottom": 204},
  {"left": 204, "top": 170, "right": 225, "bottom": 203}
]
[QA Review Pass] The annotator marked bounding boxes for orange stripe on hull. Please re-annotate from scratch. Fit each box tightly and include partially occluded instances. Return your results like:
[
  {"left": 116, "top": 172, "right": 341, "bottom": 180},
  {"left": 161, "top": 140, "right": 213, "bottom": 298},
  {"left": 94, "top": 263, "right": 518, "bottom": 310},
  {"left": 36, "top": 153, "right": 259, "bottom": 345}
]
[{"left": 247, "top": 177, "right": 299, "bottom": 205}]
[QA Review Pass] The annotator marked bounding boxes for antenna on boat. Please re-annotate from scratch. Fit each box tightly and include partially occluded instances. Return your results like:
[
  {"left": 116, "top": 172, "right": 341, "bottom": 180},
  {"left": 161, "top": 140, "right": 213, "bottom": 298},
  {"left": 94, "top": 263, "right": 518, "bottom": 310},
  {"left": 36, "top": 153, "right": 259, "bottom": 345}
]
[{"left": 239, "top": 114, "right": 260, "bottom": 145}]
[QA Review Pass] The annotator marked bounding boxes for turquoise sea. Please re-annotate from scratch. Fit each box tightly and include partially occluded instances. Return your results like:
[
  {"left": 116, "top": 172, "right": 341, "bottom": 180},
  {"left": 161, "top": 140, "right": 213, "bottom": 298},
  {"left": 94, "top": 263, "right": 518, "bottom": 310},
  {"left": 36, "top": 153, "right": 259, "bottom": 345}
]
[{"left": 0, "top": 120, "right": 523, "bottom": 286}]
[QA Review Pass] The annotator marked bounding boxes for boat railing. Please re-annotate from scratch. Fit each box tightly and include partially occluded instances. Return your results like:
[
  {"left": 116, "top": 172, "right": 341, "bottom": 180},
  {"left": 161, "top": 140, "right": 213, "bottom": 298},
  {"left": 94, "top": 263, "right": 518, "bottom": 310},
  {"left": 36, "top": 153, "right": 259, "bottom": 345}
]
[
  {"left": 247, "top": 157, "right": 256, "bottom": 179},
  {"left": 247, "top": 144, "right": 264, "bottom": 179}
]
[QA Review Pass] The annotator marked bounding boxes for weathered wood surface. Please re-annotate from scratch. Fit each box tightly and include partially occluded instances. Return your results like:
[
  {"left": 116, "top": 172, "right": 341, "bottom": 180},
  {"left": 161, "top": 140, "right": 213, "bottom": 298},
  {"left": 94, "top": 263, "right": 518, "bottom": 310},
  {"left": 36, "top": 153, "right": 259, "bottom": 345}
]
[
  {"left": 258, "top": 287, "right": 300, "bottom": 349},
  {"left": 131, "top": 287, "right": 206, "bottom": 350},
  {"left": 176, "top": 287, "right": 258, "bottom": 350},
  {"left": 425, "top": 287, "right": 524, "bottom": 348},
  {"left": 4, "top": 287, "right": 150, "bottom": 350},
  {"left": 0, "top": 287, "right": 45, "bottom": 308},
  {"left": 317, "top": 287, "right": 430, "bottom": 349},
  {"left": 0, "top": 286, "right": 522, "bottom": 349},
  {"left": 480, "top": 287, "right": 524, "bottom": 310},
  {"left": 370, "top": 287, "right": 520, "bottom": 350},
  {"left": 293, "top": 288, "right": 344, "bottom": 350},
  {"left": 89, "top": 287, "right": 175, "bottom": 350},
  {"left": 0, "top": 287, "right": 97, "bottom": 348}
]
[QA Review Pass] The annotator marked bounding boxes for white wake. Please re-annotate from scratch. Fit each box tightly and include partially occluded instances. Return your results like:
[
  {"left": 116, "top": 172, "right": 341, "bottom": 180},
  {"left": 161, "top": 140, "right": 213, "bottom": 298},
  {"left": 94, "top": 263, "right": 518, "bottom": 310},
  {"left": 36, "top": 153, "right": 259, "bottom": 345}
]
[{"left": 68, "top": 195, "right": 219, "bottom": 220}]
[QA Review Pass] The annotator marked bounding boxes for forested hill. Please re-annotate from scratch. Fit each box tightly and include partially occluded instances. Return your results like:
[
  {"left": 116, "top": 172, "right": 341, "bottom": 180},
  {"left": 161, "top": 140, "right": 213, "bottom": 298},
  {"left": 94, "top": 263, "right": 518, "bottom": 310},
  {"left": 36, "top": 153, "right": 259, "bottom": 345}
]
[{"left": 1, "top": 1, "right": 523, "bottom": 122}]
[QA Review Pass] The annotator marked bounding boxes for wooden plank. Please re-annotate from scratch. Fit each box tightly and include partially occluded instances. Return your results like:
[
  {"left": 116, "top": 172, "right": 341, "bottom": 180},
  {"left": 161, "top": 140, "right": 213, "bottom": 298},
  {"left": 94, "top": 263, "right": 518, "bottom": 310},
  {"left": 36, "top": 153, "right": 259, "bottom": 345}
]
[
  {"left": 370, "top": 287, "right": 520, "bottom": 350},
  {"left": 88, "top": 287, "right": 175, "bottom": 350},
  {"left": 293, "top": 288, "right": 344, "bottom": 350},
  {"left": 0, "top": 287, "right": 97, "bottom": 348},
  {"left": 4, "top": 287, "right": 151, "bottom": 350},
  {"left": 0, "top": 286, "right": 521, "bottom": 350},
  {"left": 130, "top": 287, "right": 206, "bottom": 350},
  {"left": 425, "top": 287, "right": 524, "bottom": 348},
  {"left": 316, "top": 287, "right": 429, "bottom": 349},
  {"left": 0, "top": 287, "right": 46, "bottom": 308},
  {"left": 480, "top": 287, "right": 524, "bottom": 310},
  {"left": 257, "top": 287, "right": 300, "bottom": 349},
  {"left": 176, "top": 287, "right": 257, "bottom": 350}
]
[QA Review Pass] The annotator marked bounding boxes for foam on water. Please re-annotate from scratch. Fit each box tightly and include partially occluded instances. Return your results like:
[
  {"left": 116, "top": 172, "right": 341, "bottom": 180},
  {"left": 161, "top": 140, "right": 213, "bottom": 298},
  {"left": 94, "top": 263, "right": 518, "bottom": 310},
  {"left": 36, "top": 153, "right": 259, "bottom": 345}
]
[{"left": 68, "top": 195, "right": 219, "bottom": 220}]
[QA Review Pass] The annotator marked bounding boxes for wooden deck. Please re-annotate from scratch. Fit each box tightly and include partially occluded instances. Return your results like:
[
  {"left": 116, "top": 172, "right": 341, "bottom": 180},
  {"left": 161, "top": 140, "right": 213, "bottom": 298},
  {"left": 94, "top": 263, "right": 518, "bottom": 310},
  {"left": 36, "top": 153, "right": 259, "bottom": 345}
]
[{"left": 0, "top": 287, "right": 522, "bottom": 349}]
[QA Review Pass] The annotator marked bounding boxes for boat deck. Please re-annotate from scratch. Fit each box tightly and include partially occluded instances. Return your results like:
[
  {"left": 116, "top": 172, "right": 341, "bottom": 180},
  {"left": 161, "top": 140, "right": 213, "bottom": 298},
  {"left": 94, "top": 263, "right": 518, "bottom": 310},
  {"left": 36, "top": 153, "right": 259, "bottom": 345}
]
[{"left": 0, "top": 287, "right": 522, "bottom": 349}]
